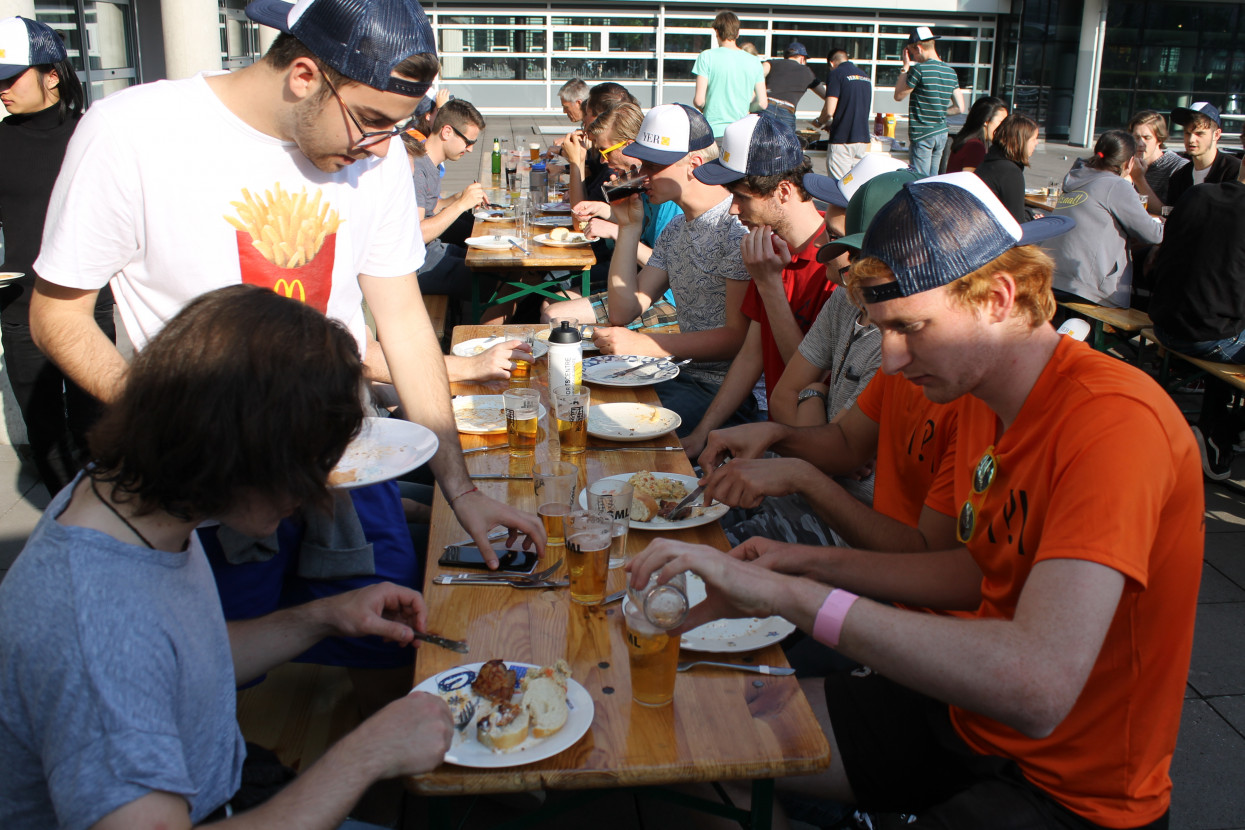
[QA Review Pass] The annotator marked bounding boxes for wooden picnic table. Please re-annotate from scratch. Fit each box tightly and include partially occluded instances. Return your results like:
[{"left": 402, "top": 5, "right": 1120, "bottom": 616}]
[
  {"left": 463, "top": 204, "right": 595, "bottom": 323},
  {"left": 408, "top": 324, "right": 830, "bottom": 827}
]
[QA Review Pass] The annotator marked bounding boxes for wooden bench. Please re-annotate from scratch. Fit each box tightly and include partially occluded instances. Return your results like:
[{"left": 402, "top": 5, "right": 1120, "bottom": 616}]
[
  {"left": 1140, "top": 328, "right": 1245, "bottom": 394},
  {"left": 235, "top": 663, "right": 361, "bottom": 773},
  {"left": 1058, "top": 302, "right": 1152, "bottom": 358},
  {"left": 424, "top": 293, "right": 451, "bottom": 350}
]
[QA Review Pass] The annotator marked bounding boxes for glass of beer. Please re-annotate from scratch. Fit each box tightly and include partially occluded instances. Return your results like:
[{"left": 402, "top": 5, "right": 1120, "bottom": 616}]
[
  {"left": 502, "top": 387, "right": 540, "bottom": 457},
  {"left": 505, "top": 327, "right": 536, "bottom": 386},
  {"left": 564, "top": 510, "right": 611, "bottom": 605},
  {"left": 554, "top": 385, "right": 590, "bottom": 456},
  {"left": 624, "top": 600, "right": 682, "bottom": 706},
  {"left": 529, "top": 142, "right": 542, "bottom": 161},
  {"left": 533, "top": 461, "right": 579, "bottom": 545},
  {"left": 587, "top": 479, "right": 632, "bottom": 568}
]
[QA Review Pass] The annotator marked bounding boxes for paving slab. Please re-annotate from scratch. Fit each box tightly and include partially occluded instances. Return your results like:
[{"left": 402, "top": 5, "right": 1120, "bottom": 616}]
[
  {"left": 1169, "top": 699, "right": 1245, "bottom": 830},
  {"left": 1205, "top": 531, "right": 1245, "bottom": 590},
  {"left": 1199, "top": 562, "right": 1245, "bottom": 604},
  {"left": 1188, "top": 602, "right": 1245, "bottom": 697},
  {"left": 1208, "top": 695, "right": 1245, "bottom": 740}
]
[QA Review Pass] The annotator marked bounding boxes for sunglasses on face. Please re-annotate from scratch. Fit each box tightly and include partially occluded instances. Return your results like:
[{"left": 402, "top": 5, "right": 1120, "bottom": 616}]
[{"left": 450, "top": 124, "right": 478, "bottom": 147}]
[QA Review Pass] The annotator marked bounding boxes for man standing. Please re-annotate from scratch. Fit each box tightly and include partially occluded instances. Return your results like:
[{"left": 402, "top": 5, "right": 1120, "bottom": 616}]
[
  {"left": 813, "top": 47, "right": 874, "bottom": 179},
  {"left": 692, "top": 10, "right": 767, "bottom": 139},
  {"left": 30, "top": 0, "right": 540, "bottom": 561},
  {"left": 761, "top": 42, "right": 825, "bottom": 133},
  {"left": 893, "top": 26, "right": 964, "bottom": 178},
  {"left": 679, "top": 113, "right": 834, "bottom": 459},
  {"left": 1165, "top": 101, "right": 1242, "bottom": 205},
  {"left": 1150, "top": 161, "right": 1245, "bottom": 480},
  {"left": 410, "top": 98, "right": 487, "bottom": 299},
  {"left": 634, "top": 174, "right": 1202, "bottom": 828}
]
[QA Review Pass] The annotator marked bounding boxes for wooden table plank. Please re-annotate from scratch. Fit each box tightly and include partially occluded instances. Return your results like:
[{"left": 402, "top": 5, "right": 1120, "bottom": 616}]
[{"left": 409, "top": 324, "right": 830, "bottom": 795}]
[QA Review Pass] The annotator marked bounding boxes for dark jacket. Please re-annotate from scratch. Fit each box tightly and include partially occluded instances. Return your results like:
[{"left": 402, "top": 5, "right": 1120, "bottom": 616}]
[
  {"left": 1151, "top": 179, "right": 1245, "bottom": 342},
  {"left": 1165, "top": 150, "right": 1242, "bottom": 206},
  {"left": 973, "top": 144, "right": 1026, "bottom": 224}
]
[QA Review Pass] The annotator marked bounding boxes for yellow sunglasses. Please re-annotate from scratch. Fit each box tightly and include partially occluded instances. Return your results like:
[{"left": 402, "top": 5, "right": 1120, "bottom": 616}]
[{"left": 599, "top": 139, "right": 631, "bottom": 162}]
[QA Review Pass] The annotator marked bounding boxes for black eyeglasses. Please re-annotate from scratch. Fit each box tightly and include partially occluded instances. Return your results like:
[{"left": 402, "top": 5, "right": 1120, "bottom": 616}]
[
  {"left": 449, "top": 124, "right": 478, "bottom": 147},
  {"left": 321, "top": 73, "right": 410, "bottom": 151}
]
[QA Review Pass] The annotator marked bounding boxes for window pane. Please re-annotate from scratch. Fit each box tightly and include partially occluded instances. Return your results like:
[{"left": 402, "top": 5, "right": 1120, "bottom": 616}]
[
  {"left": 551, "top": 58, "right": 656, "bottom": 82},
  {"left": 35, "top": 9, "right": 87, "bottom": 73},
  {"left": 939, "top": 40, "right": 977, "bottom": 64},
  {"left": 552, "top": 17, "right": 656, "bottom": 27},
  {"left": 439, "top": 28, "right": 546, "bottom": 53},
  {"left": 610, "top": 32, "right": 656, "bottom": 53},
  {"left": 781, "top": 21, "right": 874, "bottom": 35},
  {"left": 878, "top": 37, "right": 907, "bottom": 61},
  {"left": 663, "top": 59, "right": 697, "bottom": 81},
  {"left": 85, "top": 1, "right": 133, "bottom": 71},
  {"left": 663, "top": 33, "right": 712, "bottom": 54},
  {"left": 554, "top": 32, "right": 599, "bottom": 52},
  {"left": 441, "top": 56, "right": 546, "bottom": 80},
  {"left": 442, "top": 15, "right": 544, "bottom": 26}
]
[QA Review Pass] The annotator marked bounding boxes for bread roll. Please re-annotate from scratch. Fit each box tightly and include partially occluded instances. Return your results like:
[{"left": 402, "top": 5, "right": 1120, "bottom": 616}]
[
  {"left": 551, "top": 226, "right": 570, "bottom": 241},
  {"left": 477, "top": 702, "right": 529, "bottom": 751},
  {"left": 630, "top": 491, "right": 660, "bottom": 522},
  {"left": 523, "top": 660, "right": 571, "bottom": 738}
]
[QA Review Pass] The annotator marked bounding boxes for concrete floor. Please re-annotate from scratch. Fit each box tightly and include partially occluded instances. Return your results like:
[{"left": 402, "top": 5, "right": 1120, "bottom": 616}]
[{"left": 1, "top": 118, "right": 1241, "bottom": 829}]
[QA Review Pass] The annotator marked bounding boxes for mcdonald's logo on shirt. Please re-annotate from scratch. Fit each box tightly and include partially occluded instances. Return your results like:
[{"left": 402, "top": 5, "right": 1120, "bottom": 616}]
[{"left": 273, "top": 278, "right": 306, "bottom": 303}]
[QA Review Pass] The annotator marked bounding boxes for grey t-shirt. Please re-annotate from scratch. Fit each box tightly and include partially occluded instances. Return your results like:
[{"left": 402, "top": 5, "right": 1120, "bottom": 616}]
[
  {"left": 797, "top": 288, "right": 882, "bottom": 420},
  {"left": 0, "top": 478, "right": 245, "bottom": 830},
  {"left": 412, "top": 151, "right": 450, "bottom": 269},
  {"left": 648, "top": 194, "right": 751, "bottom": 384}
]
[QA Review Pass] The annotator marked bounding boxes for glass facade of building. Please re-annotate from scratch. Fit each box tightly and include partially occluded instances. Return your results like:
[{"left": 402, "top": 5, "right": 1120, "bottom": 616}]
[{"left": 35, "top": 0, "right": 140, "bottom": 104}]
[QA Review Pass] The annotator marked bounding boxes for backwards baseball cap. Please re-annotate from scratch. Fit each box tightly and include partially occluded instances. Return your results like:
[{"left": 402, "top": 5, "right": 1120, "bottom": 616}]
[
  {"left": 855, "top": 172, "right": 1074, "bottom": 304},
  {"left": 627, "top": 103, "right": 715, "bottom": 166},
  {"left": 245, "top": 0, "right": 436, "bottom": 97},
  {"left": 693, "top": 113, "right": 804, "bottom": 185},
  {"left": 785, "top": 41, "right": 808, "bottom": 57},
  {"left": 804, "top": 154, "right": 909, "bottom": 208},
  {"left": 0, "top": 16, "right": 67, "bottom": 81},
  {"left": 817, "top": 169, "right": 919, "bottom": 263},
  {"left": 907, "top": 26, "right": 939, "bottom": 44},
  {"left": 1171, "top": 101, "right": 1222, "bottom": 130}
]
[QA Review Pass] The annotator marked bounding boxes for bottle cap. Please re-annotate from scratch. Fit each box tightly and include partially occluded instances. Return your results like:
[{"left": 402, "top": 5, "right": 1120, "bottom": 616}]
[
  {"left": 548, "top": 321, "right": 581, "bottom": 344},
  {"left": 532, "top": 162, "right": 547, "bottom": 172}
]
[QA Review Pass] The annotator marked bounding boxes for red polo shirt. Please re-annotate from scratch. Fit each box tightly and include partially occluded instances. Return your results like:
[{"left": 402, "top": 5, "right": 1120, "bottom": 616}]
[{"left": 739, "top": 226, "right": 834, "bottom": 402}]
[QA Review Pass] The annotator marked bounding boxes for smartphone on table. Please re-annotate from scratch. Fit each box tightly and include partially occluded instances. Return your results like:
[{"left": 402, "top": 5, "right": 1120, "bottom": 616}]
[{"left": 438, "top": 545, "right": 540, "bottom": 573}]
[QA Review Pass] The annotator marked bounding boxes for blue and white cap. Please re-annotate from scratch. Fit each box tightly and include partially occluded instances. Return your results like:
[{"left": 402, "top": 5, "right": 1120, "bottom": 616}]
[
  {"left": 0, "top": 16, "right": 67, "bottom": 81},
  {"left": 626, "top": 103, "right": 716, "bottom": 166},
  {"left": 1171, "top": 101, "right": 1222, "bottom": 130},
  {"left": 907, "top": 26, "right": 939, "bottom": 44},
  {"left": 245, "top": 0, "right": 436, "bottom": 97},
  {"left": 856, "top": 172, "right": 1075, "bottom": 304},
  {"left": 804, "top": 153, "right": 909, "bottom": 208},
  {"left": 693, "top": 113, "right": 804, "bottom": 185}
]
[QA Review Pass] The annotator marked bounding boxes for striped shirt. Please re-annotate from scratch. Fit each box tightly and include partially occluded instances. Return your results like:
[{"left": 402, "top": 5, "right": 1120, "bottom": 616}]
[{"left": 907, "top": 59, "right": 959, "bottom": 142}]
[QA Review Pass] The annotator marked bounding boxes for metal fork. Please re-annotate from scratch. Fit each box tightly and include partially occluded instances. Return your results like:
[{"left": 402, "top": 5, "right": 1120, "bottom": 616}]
[
  {"left": 676, "top": 660, "right": 795, "bottom": 676},
  {"left": 446, "top": 559, "right": 563, "bottom": 583},
  {"left": 434, "top": 576, "right": 569, "bottom": 589}
]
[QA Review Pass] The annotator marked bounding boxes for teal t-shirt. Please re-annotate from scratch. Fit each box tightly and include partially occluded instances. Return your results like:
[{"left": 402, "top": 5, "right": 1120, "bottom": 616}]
[
  {"left": 907, "top": 59, "right": 959, "bottom": 142},
  {"left": 692, "top": 47, "right": 764, "bottom": 137}
]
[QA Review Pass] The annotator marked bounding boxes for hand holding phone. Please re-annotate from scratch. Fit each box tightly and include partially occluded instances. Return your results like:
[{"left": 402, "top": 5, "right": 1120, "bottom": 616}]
[{"left": 438, "top": 545, "right": 540, "bottom": 573}]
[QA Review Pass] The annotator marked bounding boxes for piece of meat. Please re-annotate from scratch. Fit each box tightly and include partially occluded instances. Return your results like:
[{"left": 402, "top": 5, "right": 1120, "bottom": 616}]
[{"left": 471, "top": 659, "right": 517, "bottom": 706}]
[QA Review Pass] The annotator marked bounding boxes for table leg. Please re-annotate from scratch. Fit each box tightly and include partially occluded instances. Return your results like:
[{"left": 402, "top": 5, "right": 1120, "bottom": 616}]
[
  {"left": 578, "top": 267, "right": 591, "bottom": 302},
  {"left": 750, "top": 779, "right": 774, "bottom": 830},
  {"left": 471, "top": 271, "right": 483, "bottom": 325}
]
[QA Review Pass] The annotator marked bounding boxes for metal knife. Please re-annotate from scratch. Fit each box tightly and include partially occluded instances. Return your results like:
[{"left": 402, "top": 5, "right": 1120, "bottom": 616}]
[
  {"left": 604, "top": 360, "right": 658, "bottom": 379},
  {"left": 666, "top": 456, "right": 729, "bottom": 521},
  {"left": 463, "top": 445, "right": 508, "bottom": 454},
  {"left": 469, "top": 474, "right": 532, "bottom": 480},
  {"left": 587, "top": 446, "right": 683, "bottom": 452},
  {"left": 411, "top": 630, "right": 469, "bottom": 653},
  {"left": 508, "top": 237, "right": 531, "bottom": 256}
]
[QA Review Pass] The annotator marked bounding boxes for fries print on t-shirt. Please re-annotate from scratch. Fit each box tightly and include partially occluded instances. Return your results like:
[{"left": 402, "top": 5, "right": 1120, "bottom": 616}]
[{"left": 225, "top": 184, "right": 343, "bottom": 313}]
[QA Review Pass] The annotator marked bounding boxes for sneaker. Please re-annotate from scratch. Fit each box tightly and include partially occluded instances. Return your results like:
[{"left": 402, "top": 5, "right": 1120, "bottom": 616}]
[{"left": 1192, "top": 425, "right": 1234, "bottom": 481}]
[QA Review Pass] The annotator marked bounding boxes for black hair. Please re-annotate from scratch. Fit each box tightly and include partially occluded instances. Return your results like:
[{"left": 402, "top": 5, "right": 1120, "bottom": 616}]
[
  {"left": 951, "top": 96, "right": 1007, "bottom": 154},
  {"left": 1085, "top": 130, "right": 1136, "bottom": 175},
  {"left": 33, "top": 57, "right": 84, "bottom": 123}
]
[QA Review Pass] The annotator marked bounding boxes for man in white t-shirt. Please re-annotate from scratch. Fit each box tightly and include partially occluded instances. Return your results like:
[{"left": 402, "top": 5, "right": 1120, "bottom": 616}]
[{"left": 30, "top": 0, "right": 542, "bottom": 574}]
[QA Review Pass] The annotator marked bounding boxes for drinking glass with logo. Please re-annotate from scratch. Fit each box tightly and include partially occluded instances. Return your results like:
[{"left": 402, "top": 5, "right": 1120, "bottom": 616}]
[
  {"left": 505, "top": 326, "right": 536, "bottom": 387},
  {"left": 533, "top": 461, "right": 579, "bottom": 546},
  {"left": 564, "top": 509, "right": 611, "bottom": 605},
  {"left": 502, "top": 387, "right": 540, "bottom": 458},
  {"left": 587, "top": 479, "right": 633, "bottom": 568},
  {"left": 601, "top": 171, "right": 647, "bottom": 203},
  {"left": 554, "top": 385, "right": 590, "bottom": 456},
  {"left": 624, "top": 573, "right": 688, "bottom": 706}
]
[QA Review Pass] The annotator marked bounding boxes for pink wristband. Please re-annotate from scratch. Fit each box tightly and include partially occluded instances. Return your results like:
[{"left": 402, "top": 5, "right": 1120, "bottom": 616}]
[{"left": 813, "top": 589, "right": 859, "bottom": 648}]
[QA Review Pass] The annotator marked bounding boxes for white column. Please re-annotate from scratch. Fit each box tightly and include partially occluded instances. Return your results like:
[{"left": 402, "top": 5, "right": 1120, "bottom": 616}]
[
  {"left": 160, "top": 0, "right": 220, "bottom": 80},
  {"left": 1068, "top": 0, "right": 1108, "bottom": 148},
  {"left": 257, "top": 22, "right": 278, "bottom": 55},
  {"left": 0, "top": 1, "right": 37, "bottom": 19}
]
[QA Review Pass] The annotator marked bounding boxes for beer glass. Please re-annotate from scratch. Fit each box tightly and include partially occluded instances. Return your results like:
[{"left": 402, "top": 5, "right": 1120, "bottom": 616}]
[
  {"left": 601, "top": 172, "right": 647, "bottom": 203},
  {"left": 505, "top": 327, "right": 536, "bottom": 386},
  {"left": 564, "top": 510, "right": 611, "bottom": 605},
  {"left": 502, "top": 387, "right": 539, "bottom": 457},
  {"left": 529, "top": 142, "right": 542, "bottom": 161},
  {"left": 533, "top": 461, "right": 579, "bottom": 545},
  {"left": 587, "top": 479, "right": 633, "bottom": 568},
  {"left": 554, "top": 385, "right": 590, "bottom": 456},
  {"left": 624, "top": 601, "right": 682, "bottom": 706}
]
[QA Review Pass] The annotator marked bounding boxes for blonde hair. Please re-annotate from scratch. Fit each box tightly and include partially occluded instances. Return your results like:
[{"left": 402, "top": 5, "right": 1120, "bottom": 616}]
[
  {"left": 588, "top": 102, "right": 644, "bottom": 142},
  {"left": 846, "top": 246, "right": 1055, "bottom": 329}
]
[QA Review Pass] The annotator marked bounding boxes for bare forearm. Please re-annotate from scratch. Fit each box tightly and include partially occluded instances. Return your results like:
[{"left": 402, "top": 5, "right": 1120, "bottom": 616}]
[
  {"left": 690, "top": 348, "right": 762, "bottom": 437},
  {"left": 420, "top": 201, "right": 465, "bottom": 244},
  {"left": 648, "top": 326, "right": 745, "bottom": 363},
  {"left": 797, "top": 475, "right": 943, "bottom": 553},
  {"left": 606, "top": 225, "right": 645, "bottom": 324},
  {"left": 30, "top": 287, "right": 128, "bottom": 403},
  {"left": 771, "top": 422, "right": 869, "bottom": 475},
  {"left": 754, "top": 287, "right": 805, "bottom": 364},
  {"left": 227, "top": 603, "right": 331, "bottom": 686}
]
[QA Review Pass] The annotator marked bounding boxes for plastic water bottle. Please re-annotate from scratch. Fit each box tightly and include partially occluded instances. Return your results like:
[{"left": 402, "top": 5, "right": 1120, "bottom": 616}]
[{"left": 546, "top": 321, "right": 582, "bottom": 397}]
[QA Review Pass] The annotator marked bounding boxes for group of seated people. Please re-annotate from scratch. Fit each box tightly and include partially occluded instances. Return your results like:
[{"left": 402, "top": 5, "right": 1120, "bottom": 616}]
[{"left": 0, "top": 9, "right": 1226, "bottom": 827}]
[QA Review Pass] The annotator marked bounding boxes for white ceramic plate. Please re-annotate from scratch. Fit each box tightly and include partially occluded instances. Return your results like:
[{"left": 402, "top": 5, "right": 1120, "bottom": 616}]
[
  {"left": 538, "top": 202, "right": 573, "bottom": 213},
  {"left": 452, "top": 336, "right": 548, "bottom": 360},
  {"left": 680, "top": 575, "right": 797, "bottom": 653},
  {"left": 411, "top": 662, "right": 594, "bottom": 768},
  {"left": 535, "top": 328, "right": 598, "bottom": 352},
  {"left": 329, "top": 417, "right": 438, "bottom": 489},
  {"left": 587, "top": 402, "right": 681, "bottom": 442},
  {"left": 531, "top": 215, "right": 573, "bottom": 228},
  {"left": 582, "top": 355, "right": 681, "bottom": 387},
  {"left": 578, "top": 473, "right": 728, "bottom": 531},
  {"left": 0, "top": 272, "right": 25, "bottom": 284},
  {"left": 534, "top": 232, "right": 591, "bottom": 247},
  {"left": 465, "top": 235, "right": 516, "bottom": 250},
  {"left": 474, "top": 209, "right": 513, "bottom": 222},
  {"left": 453, "top": 395, "right": 547, "bottom": 435}
]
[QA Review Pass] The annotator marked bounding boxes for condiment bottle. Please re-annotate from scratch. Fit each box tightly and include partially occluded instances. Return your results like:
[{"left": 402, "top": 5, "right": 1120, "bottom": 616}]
[{"left": 546, "top": 321, "right": 582, "bottom": 397}]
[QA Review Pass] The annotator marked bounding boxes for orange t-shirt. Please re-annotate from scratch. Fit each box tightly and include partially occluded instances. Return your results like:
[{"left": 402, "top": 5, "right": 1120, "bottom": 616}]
[
  {"left": 854, "top": 370, "right": 959, "bottom": 524},
  {"left": 949, "top": 337, "right": 1203, "bottom": 827}
]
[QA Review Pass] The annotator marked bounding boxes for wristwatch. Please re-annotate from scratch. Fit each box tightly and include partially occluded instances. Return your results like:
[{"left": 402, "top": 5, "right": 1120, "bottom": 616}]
[{"left": 798, "top": 388, "right": 829, "bottom": 405}]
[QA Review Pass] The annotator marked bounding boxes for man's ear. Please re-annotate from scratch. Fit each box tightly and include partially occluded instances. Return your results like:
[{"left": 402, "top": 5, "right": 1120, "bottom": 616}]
[
  {"left": 287, "top": 56, "right": 320, "bottom": 102},
  {"left": 986, "top": 270, "right": 1019, "bottom": 324}
]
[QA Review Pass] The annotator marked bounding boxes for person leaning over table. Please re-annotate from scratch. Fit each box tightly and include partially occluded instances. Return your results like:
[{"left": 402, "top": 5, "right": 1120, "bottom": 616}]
[
  {"left": 811, "top": 46, "right": 874, "bottom": 180},
  {"left": 0, "top": 286, "right": 454, "bottom": 830},
  {"left": 27, "top": 0, "right": 543, "bottom": 684},
  {"left": 0, "top": 16, "right": 117, "bottom": 495},
  {"left": 545, "top": 103, "right": 755, "bottom": 437},
  {"left": 677, "top": 113, "right": 837, "bottom": 462},
  {"left": 1126, "top": 109, "right": 1188, "bottom": 210},
  {"left": 632, "top": 173, "right": 1201, "bottom": 830},
  {"left": 759, "top": 41, "right": 826, "bottom": 133}
]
